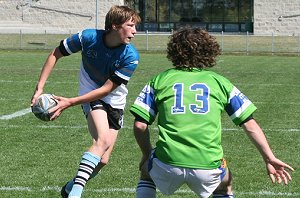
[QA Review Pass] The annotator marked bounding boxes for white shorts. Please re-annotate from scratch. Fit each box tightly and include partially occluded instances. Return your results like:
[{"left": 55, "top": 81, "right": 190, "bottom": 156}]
[{"left": 149, "top": 156, "right": 226, "bottom": 198}]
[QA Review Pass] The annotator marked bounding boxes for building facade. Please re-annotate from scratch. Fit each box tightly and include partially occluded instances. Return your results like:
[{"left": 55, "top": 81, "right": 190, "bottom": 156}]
[
  {"left": 254, "top": 0, "right": 300, "bottom": 35},
  {"left": 133, "top": 0, "right": 300, "bottom": 35},
  {"left": 0, "top": 0, "right": 123, "bottom": 33},
  {"left": 133, "top": 0, "right": 254, "bottom": 33},
  {"left": 0, "top": 0, "right": 300, "bottom": 35}
]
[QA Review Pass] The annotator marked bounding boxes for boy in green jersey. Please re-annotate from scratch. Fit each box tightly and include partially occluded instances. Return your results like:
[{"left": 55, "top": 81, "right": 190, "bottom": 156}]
[{"left": 130, "top": 28, "right": 294, "bottom": 198}]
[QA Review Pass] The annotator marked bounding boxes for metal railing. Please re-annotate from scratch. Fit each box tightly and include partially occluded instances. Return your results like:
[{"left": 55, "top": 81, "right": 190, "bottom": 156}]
[{"left": 1, "top": 29, "right": 300, "bottom": 55}]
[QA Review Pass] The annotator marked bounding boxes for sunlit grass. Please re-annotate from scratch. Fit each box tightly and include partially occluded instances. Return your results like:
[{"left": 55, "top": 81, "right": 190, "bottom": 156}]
[{"left": 0, "top": 50, "right": 299, "bottom": 197}]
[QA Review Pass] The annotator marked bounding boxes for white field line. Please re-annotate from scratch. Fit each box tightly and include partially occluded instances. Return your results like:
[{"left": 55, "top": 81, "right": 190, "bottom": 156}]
[
  {"left": 0, "top": 109, "right": 299, "bottom": 132},
  {"left": 0, "top": 186, "right": 31, "bottom": 191},
  {"left": 0, "top": 80, "right": 78, "bottom": 84},
  {"left": 0, "top": 186, "right": 299, "bottom": 196},
  {"left": 0, "top": 123, "right": 299, "bottom": 132},
  {"left": 0, "top": 99, "right": 299, "bottom": 121},
  {"left": 0, "top": 108, "right": 31, "bottom": 120}
]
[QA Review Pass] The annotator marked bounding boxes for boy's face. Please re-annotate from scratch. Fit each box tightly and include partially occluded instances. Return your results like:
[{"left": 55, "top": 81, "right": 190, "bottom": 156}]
[{"left": 116, "top": 18, "right": 137, "bottom": 44}]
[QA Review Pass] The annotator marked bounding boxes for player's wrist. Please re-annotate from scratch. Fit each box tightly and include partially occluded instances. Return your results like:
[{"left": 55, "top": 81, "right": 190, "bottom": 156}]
[
  {"left": 263, "top": 154, "right": 276, "bottom": 164},
  {"left": 68, "top": 97, "right": 78, "bottom": 106}
]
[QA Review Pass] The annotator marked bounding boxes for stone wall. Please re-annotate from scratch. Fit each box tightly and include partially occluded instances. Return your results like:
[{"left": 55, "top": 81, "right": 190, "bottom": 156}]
[
  {"left": 254, "top": 0, "right": 300, "bottom": 35},
  {"left": 0, "top": 0, "right": 123, "bottom": 33},
  {"left": 1, "top": 0, "right": 300, "bottom": 35}
]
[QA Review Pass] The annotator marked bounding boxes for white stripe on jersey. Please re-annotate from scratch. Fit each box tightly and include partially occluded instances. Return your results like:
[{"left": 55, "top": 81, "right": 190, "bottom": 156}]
[
  {"left": 227, "top": 86, "right": 239, "bottom": 103},
  {"left": 63, "top": 39, "right": 73, "bottom": 55},
  {"left": 229, "top": 100, "right": 252, "bottom": 120},
  {"left": 130, "top": 60, "right": 139, "bottom": 64},
  {"left": 115, "top": 70, "right": 130, "bottom": 81},
  {"left": 78, "top": 31, "right": 82, "bottom": 40},
  {"left": 228, "top": 86, "right": 252, "bottom": 119},
  {"left": 134, "top": 99, "right": 156, "bottom": 117}
]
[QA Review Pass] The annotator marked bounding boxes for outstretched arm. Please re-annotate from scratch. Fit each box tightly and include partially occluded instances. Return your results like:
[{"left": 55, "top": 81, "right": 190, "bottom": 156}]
[
  {"left": 31, "top": 47, "right": 63, "bottom": 106},
  {"left": 241, "top": 119, "right": 294, "bottom": 184}
]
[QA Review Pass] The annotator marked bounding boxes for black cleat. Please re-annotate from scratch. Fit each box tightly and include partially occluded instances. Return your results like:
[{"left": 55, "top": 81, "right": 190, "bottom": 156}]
[{"left": 60, "top": 183, "right": 69, "bottom": 198}]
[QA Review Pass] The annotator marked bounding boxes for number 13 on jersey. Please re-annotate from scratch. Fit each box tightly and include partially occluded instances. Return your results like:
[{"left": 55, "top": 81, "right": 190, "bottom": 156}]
[{"left": 172, "top": 83, "right": 210, "bottom": 115}]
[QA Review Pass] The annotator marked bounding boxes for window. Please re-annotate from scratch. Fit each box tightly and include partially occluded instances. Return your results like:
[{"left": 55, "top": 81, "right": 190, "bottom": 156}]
[
  {"left": 144, "top": 0, "right": 157, "bottom": 22},
  {"left": 137, "top": 0, "right": 253, "bottom": 32}
]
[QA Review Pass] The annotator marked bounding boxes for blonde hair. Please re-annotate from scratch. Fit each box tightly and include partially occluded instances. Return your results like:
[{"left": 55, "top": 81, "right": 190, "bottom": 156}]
[{"left": 105, "top": 5, "right": 141, "bottom": 31}]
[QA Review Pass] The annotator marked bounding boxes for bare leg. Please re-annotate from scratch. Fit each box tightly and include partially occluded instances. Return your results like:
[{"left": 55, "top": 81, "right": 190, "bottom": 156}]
[
  {"left": 136, "top": 158, "right": 156, "bottom": 198},
  {"left": 213, "top": 168, "right": 234, "bottom": 197}
]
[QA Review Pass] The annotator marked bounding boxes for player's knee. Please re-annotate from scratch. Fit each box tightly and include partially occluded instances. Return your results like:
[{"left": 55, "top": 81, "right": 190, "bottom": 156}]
[
  {"left": 214, "top": 168, "right": 233, "bottom": 195},
  {"left": 140, "top": 169, "right": 152, "bottom": 181},
  {"left": 139, "top": 158, "right": 152, "bottom": 181},
  {"left": 94, "top": 138, "right": 112, "bottom": 153},
  {"left": 134, "top": 120, "right": 148, "bottom": 131}
]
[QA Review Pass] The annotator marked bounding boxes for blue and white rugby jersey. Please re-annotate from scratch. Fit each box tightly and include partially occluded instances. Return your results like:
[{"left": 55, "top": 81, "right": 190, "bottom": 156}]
[{"left": 59, "top": 29, "right": 139, "bottom": 109}]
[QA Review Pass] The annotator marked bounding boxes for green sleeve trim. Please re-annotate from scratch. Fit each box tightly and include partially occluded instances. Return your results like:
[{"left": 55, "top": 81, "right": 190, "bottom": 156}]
[
  {"left": 232, "top": 105, "right": 257, "bottom": 126},
  {"left": 130, "top": 105, "right": 155, "bottom": 125}
]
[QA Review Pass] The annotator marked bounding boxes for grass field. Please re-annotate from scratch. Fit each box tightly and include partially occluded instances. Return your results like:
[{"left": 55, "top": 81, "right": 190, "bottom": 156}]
[
  {"left": 1, "top": 33, "right": 300, "bottom": 55},
  {"left": 0, "top": 50, "right": 300, "bottom": 197}
]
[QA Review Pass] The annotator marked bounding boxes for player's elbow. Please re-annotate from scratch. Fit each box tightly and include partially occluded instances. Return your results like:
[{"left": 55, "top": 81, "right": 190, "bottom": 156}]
[
  {"left": 134, "top": 120, "right": 148, "bottom": 131},
  {"left": 52, "top": 47, "right": 64, "bottom": 60}
]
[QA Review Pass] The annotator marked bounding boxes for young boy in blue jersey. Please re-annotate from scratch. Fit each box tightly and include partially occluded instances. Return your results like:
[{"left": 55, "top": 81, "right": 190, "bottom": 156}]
[
  {"left": 130, "top": 28, "right": 294, "bottom": 198},
  {"left": 31, "top": 5, "right": 141, "bottom": 198}
]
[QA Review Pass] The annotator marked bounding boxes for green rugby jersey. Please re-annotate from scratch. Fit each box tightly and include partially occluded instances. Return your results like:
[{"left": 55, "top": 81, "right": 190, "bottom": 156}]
[{"left": 130, "top": 68, "right": 257, "bottom": 169}]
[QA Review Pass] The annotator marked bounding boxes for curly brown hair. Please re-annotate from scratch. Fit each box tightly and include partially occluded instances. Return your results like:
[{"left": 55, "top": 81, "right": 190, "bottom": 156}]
[{"left": 167, "top": 28, "right": 221, "bottom": 70}]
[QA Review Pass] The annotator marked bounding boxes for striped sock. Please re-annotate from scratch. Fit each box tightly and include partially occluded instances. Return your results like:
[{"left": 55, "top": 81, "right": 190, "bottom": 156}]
[
  {"left": 68, "top": 152, "right": 101, "bottom": 198},
  {"left": 136, "top": 180, "right": 156, "bottom": 198},
  {"left": 89, "top": 171, "right": 99, "bottom": 180}
]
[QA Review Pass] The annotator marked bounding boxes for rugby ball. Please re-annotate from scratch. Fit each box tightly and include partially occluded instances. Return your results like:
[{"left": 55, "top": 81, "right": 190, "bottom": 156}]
[{"left": 32, "top": 94, "right": 57, "bottom": 121}]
